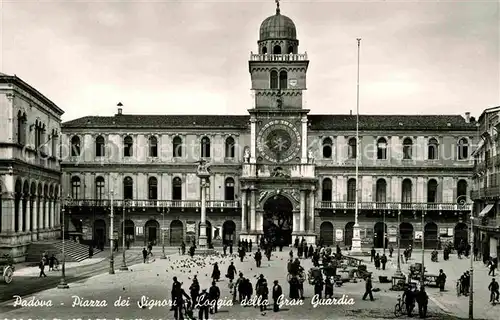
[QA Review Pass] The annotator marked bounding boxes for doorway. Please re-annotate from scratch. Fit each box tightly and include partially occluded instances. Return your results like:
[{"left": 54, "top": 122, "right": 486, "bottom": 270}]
[{"left": 263, "top": 194, "right": 293, "bottom": 245}]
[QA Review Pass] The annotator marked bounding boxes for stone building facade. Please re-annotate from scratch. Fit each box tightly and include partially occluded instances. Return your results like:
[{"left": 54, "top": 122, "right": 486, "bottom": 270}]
[
  {"left": 60, "top": 6, "right": 478, "bottom": 250},
  {"left": 0, "top": 73, "right": 64, "bottom": 261},
  {"left": 471, "top": 106, "right": 500, "bottom": 261}
]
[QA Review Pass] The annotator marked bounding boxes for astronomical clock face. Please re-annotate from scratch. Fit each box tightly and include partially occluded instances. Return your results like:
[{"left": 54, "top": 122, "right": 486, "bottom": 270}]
[{"left": 257, "top": 120, "right": 301, "bottom": 163}]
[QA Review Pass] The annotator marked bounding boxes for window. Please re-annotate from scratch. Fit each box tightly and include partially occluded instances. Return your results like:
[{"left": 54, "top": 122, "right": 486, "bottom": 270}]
[
  {"left": 123, "top": 136, "right": 133, "bottom": 157},
  {"left": 322, "top": 178, "right": 332, "bottom": 201},
  {"left": 173, "top": 136, "right": 183, "bottom": 157},
  {"left": 270, "top": 70, "right": 278, "bottom": 89},
  {"left": 201, "top": 136, "right": 211, "bottom": 158},
  {"left": 35, "top": 122, "right": 44, "bottom": 149},
  {"left": 123, "top": 176, "right": 133, "bottom": 200},
  {"left": 322, "top": 138, "right": 332, "bottom": 159},
  {"left": 457, "top": 138, "right": 469, "bottom": 160},
  {"left": 377, "top": 138, "right": 387, "bottom": 160},
  {"left": 95, "top": 176, "right": 105, "bottom": 200},
  {"left": 17, "top": 111, "right": 26, "bottom": 145},
  {"left": 262, "top": 46, "right": 267, "bottom": 54},
  {"left": 376, "top": 179, "right": 387, "bottom": 203},
  {"left": 347, "top": 178, "right": 356, "bottom": 202},
  {"left": 172, "top": 177, "right": 182, "bottom": 200},
  {"left": 273, "top": 45, "right": 281, "bottom": 54},
  {"left": 403, "top": 138, "right": 412, "bottom": 160},
  {"left": 279, "top": 71, "right": 288, "bottom": 89},
  {"left": 428, "top": 138, "right": 438, "bottom": 160},
  {"left": 71, "top": 176, "right": 81, "bottom": 199},
  {"left": 224, "top": 178, "right": 235, "bottom": 201},
  {"left": 457, "top": 180, "right": 468, "bottom": 200},
  {"left": 427, "top": 179, "right": 438, "bottom": 203},
  {"left": 71, "top": 136, "right": 81, "bottom": 157},
  {"left": 225, "top": 137, "right": 235, "bottom": 158},
  {"left": 402, "top": 179, "right": 412, "bottom": 203},
  {"left": 288, "top": 46, "right": 294, "bottom": 54},
  {"left": 348, "top": 138, "right": 357, "bottom": 159},
  {"left": 149, "top": 136, "right": 158, "bottom": 157},
  {"left": 148, "top": 177, "right": 158, "bottom": 200},
  {"left": 95, "top": 136, "right": 105, "bottom": 157}
]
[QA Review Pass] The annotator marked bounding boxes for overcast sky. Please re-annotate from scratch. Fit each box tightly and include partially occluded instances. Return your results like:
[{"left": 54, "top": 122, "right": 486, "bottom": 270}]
[{"left": 1, "top": 0, "right": 499, "bottom": 122}]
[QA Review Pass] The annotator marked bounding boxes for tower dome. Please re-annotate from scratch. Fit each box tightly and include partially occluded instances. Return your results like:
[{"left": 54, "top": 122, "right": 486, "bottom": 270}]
[{"left": 259, "top": 6, "right": 297, "bottom": 41}]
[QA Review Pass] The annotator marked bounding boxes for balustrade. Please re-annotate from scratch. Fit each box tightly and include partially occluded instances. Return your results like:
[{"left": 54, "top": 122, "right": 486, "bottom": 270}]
[
  {"left": 318, "top": 201, "right": 472, "bottom": 211},
  {"left": 249, "top": 53, "right": 308, "bottom": 61},
  {"left": 65, "top": 199, "right": 240, "bottom": 209}
]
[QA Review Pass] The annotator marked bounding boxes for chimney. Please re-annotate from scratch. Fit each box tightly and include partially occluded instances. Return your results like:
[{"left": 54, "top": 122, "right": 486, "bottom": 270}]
[
  {"left": 465, "top": 112, "right": 470, "bottom": 123},
  {"left": 117, "top": 102, "right": 123, "bottom": 115}
]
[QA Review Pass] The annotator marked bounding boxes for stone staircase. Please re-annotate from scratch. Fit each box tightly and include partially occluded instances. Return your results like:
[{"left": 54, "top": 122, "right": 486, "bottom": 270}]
[{"left": 26, "top": 240, "right": 102, "bottom": 263}]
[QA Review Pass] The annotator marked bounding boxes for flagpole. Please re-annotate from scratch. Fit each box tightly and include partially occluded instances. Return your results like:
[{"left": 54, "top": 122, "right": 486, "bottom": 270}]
[{"left": 351, "top": 38, "right": 362, "bottom": 254}]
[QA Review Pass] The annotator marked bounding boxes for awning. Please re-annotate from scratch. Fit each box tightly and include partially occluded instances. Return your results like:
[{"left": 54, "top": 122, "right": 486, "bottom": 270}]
[{"left": 479, "top": 204, "right": 494, "bottom": 217}]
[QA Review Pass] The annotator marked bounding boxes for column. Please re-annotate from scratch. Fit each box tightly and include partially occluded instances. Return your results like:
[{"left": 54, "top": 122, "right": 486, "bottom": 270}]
[
  {"left": 250, "top": 116, "right": 256, "bottom": 164},
  {"left": 26, "top": 197, "right": 31, "bottom": 232},
  {"left": 32, "top": 196, "right": 38, "bottom": 231},
  {"left": 301, "top": 116, "right": 308, "bottom": 164},
  {"left": 241, "top": 190, "right": 247, "bottom": 232},
  {"left": 250, "top": 189, "right": 256, "bottom": 231},
  {"left": 299, "top": 190, "right": 306, "bottom": 232},
  {"left": 45, "top": 199, "right": 50, "bottom": 229},
  {"left": 309, "top": 188, "right": 315, "bottom": 232},
  {"left": 198, "top": 178, "right": 207, "bottom": 248},
  {"left": 1, "top": 193, "right": 15, "bottom": 232},
  {"left": 38, "top": 198, "right": 43, "bottom": 231},
  {"left": 51, "top": 200, "right": 56, "bottom": 228},
  {"left": 18, "top": 196, "right": 23, "bottom": 232}
]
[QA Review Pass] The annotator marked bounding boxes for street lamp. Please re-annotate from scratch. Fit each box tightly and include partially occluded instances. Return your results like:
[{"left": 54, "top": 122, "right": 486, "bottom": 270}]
[
  {"left": 394, "top": 205, "right": 403, "bottom": 278},
  {"left": 109, "top": 190, "right": 115, "bottom": 275},
  {"left": 383, "top": 210, "right": 386, "bottom": 255},
  {"left": 119, "top": 200, "right": 129, "bottom": 271},
  {"left": 457, "top": 195, "right": 473, "bottom": 320},
  {"left": 57, "top": 194, "right": 71, "bottom": 289}
]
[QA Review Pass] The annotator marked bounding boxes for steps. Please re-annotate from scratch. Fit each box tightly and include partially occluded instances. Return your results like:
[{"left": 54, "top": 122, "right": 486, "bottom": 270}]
[{"left": 26, "top": 241, "right": 102, "bottom": 263}]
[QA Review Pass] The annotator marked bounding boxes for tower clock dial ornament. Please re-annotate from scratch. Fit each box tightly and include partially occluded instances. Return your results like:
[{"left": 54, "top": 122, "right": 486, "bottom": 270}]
[{"left": 257, "top": 120, "right": 301, "bottom": 163}]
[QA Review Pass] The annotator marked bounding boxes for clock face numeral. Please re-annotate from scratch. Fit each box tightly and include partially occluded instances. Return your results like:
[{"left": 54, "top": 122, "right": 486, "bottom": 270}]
[{"left": 257, "top": 120, "right": 301, "bottom": 163}]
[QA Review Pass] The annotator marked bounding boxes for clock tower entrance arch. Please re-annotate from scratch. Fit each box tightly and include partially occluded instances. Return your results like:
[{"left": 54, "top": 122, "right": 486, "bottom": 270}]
[{"left": 263, "top": 194, "right": 294, "bottom": 246}]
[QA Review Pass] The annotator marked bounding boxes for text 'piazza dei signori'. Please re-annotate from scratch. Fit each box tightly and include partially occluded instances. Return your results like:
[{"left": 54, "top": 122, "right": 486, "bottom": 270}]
[{"left": 1, "top": 4, "right": 498, "bottom": 262}]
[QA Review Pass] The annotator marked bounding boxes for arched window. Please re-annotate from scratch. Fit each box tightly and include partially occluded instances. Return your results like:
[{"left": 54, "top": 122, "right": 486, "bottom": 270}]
[
  {"left": 149, "top": 136, "right": 158, "bottom": 157},
  {"left": 376, "top": 179, "right": 387, "bottom": 203},
  {"left": 71, "top": 136, "right": 81, "bottom": 157},
  {"left": 457, "top": 180, "right": 468, "bottom": 199},
  {"left": 428, "top": 138, "right": 438, "bottom": 160},
  {"left": 403, "top": 138, "right": 413, "bottom": 160},
  {"left": 457, "top": 138, "right": 469, "bottom": 160},
  {"left": 201, "top": 136, "right": 211, "bottom": 158},
  {"left": 148, "top": 177, "right": 158, "bottom": 200},
  {"left": 273, "top": 45, "right": 281, "bottom": 54},
  {"left": 123, "top": 136, "right": 133, "bottom": 157},
  {"left": 262, "top": 46, "right": 267, "bottom": 54},
  {"left": 377, "top": 138, "right": 387, "bottom": 160},
  {"left": 71, "top": 176, "right": 81, "bottom": 199},
  {"left": 123, "top": 176, "right": 133, "bottom": 200},
  {"left": 173, "top": 136, "right": 183, "bottom": 157},
  {"left": 172, "top": 177, "right": 182, "bottom": 200},
  {"left": 279, "top": 71, "right": 288, "bottom": 89},
  {"left": 322, "top": 178, "right": 332, "bottom": 201},
  {"left": 95, "top": 176, "right": 105, "bottom": 200},
  {"left": 322, "top": 138, "right": 333, "bottom": 159},
  {"left": 348, "top": 138, "right": 357, "bottom": 159},
  {"left": 270, "top": 70, "right": 279, "bottom": 89},
  {"left": 51, "top": 130, "right": 58, "bottom": 157},
  {"left": 17, "top": 111, "right": 26, "bottom": 145},
  {"left": 225, "top": 137, "right": 235, "bottom": 158},
  {"left": 288, "top": 46, "right": 294, "bottom": 54},
  {"left": 402, "top": 179, "right": 412, "bottom": 203},
  {"left": 224, "top": 178, "right": 235, "bottom": 201},
  {"left": 347, "top": 178, "right": 357, "bottom": 202},
  {"left": 427, "top": 179, "right": 438, "bottom": 203},
  {"left": 95, "top": 136, "right": 105, "bottom": 157}
]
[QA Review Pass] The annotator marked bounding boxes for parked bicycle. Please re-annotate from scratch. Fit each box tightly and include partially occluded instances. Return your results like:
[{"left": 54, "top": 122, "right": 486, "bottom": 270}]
[{"left": 394, "top": 295, "right": 407, "bottom": 317}]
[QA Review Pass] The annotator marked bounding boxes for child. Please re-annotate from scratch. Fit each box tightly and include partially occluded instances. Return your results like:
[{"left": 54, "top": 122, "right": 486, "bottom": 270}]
[{"left": 229, "top": 279, "right": 236, "bottom": 302}]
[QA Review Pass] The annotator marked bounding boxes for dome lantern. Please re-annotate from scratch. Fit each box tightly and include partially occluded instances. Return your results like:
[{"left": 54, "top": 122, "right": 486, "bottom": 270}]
[{"left": 259, "top": 1, "right": 297, "bottom": 41}]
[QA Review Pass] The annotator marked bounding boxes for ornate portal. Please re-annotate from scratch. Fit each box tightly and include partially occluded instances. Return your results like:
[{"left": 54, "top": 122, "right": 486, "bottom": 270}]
[{"left": 257, "top": 120, "right": 301, "bottom": 163}]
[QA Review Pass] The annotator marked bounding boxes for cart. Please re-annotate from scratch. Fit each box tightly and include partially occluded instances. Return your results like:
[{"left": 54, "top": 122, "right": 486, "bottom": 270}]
[{"left": 0, "top": 254, "right": 15, "bottom": 284}]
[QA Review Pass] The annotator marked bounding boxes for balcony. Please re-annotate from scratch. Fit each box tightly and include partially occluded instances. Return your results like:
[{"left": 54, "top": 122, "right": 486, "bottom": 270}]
[
  {"left": 470, "top": 186, "right": 500, "bottom": 200},
  {"left": 241, "top": 163, "right": 315, "bottom": 179},
  {"left": 249, "top": 53, "right": 308, "bottom": 62},
  {"left": 65, "top": 199, "right": 240, "bottom": 210},
  {"left": 317, "top": 201, "right": 472, "bottom": 211}
]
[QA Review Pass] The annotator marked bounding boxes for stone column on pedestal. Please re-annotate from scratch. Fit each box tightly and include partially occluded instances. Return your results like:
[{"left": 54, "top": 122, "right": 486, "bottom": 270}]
[
  {"left": 26, "top": 196, "right": 31, "bottom": 233},
  {"left": 198, "top": 177, "right": 208, "bottom": 248},
  {"left": 301, "top": 116, "right": 308, "bottom": 164},
  {"left": 1, "top": 192, "right": 15, "bottom": 233},
  {"left": 309, "top": 187, "right": 315, "bottom": 233},
  {"left": 241, "top": 190, "right": 247, "bottom": 232},
  {"left": 18, "top": 195, "right": 24, "bottom": 232},
  {"left": 250, "top": 188, "right": 256, "bottom": 231},
  {"left": 32, "top": 196, "right": 38, "bottom": 240}
]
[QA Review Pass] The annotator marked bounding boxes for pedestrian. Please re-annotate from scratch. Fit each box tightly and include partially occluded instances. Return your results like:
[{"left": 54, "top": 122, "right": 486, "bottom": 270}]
[
  {"left": 489, "top": 278, "right": 499, "bottom": 303},
  {"left": 309, "top": 245, "right": 314, "bottom": 258},
  {"left": 298, "top": 243, "right": 303, "bottom": 258},
  {"left": 294, "top": 237, "right": 299, "bottom": 248},
  {"left": 189, "top": 276, "right": 200, "bottom": 305},
  {"left": 211, "top": 262, "right": 220, "bottom": 282},
  {"left": 189, "top": 245, "right": 195, "bottom": 257},
  {"left": 325, "top": 276, "right": 334, "bottom": 298},
  {"left": 473, "top": 246, "right": 479, "bottom": 261},
  {"left": 209, "top": 281, "right": 220, "bottom": 314},
  {"left": 171, "top": 281, "right": 190, "bottom": 320},
  {"left": 228, "top": 278, "right": 236, "bottom": 302},
  {"left": 226, "top": 261, "right": 237, "bottom": 281},
  {"left": 488, "top": 259, "right": 496, "bottom": 276},
  {"left": 249, "top": 239, "right": 253, "bottom": 252},
  {"left": 197, "top": 288, "right": 210, "bottom": 320},
  {"left": 438, "top": 269, "right": 447, "bottom": 292},
  {"left": 362, "top": 275, "right": 374, "bottom": 301},
  {"left": 389, "top": 245, "right": 394, "bottom": 258},
  {"left": 416, "top": 287, "right": 428, "bottom": 318},
  {"left": 314, "top": 277, "right": 324, "bottom": 299},
  {"left": 255, "top": 275, "right": 268, "bottom": 312},
  {"left": 272, "top": 280, "right": 282, "bottom": 312},
  {"left": 38, "top": 258, "right": 47, "bottom": 277},
  {"left": 370, "top": 247, "right": 376, "bottom": 262},
  {"left": 254, "top": 249, "right": 262, "bottom": 267},
  {"left": 374, "top": 253, "right": 381, "bottom": 270},
  {"left": 403, "top": 285, "right": 415, "bottom": 317},
  {"left": 381, "top": 254, "right": 387, "bottom": 270},
  {"left": 142, "top": 248, "right": 148, "bottom": 263},
  {"left": 238, "top": 246, "right": 245, "bottom": 262},
  {"left": 229, "top": 241, "right": 233, "bottom": 254},
  {"left": 236, "top": 273, "right": 245, "bottom": 302},
  {"left": 48, "top": 254, "right": 58, "bottom": 271},
  {"left": 114, "top": 239, "right": 118, "bottom": 252},
  {"left": 223, "top": 244, "right": 227, "bottom": 256}
]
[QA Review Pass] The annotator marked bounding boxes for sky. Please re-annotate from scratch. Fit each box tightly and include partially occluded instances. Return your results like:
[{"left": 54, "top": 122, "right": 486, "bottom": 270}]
[{"left": 0, "top": 0, "right": 499, "bottom": 122}]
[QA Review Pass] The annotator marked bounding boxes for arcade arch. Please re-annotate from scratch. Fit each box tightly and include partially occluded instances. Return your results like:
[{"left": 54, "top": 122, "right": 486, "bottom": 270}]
[{"left": 263, "top": 194, "right": 293, "bottom": 245}]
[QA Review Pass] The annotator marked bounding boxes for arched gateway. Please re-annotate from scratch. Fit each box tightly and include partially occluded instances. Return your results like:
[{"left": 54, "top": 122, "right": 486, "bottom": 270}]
[{"left": 263, "top": 194, "right": 293, "bottom": 245}]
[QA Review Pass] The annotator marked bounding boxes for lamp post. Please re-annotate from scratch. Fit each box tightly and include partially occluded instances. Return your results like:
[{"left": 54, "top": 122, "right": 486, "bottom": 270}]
[
  {"left": 421, "top": 211, "right": 426, "bottom": 289},
  {"left": 160, "top": 207, "right": 167, "bottom": 259},
  {"left": 57, "top": 194, "right": 71, "bottom": 289},
  {"left": 457, "top": 195, "right": 473, "bottom": 320},
  {"left": 383, "top": 210, "right": 386, "bottom": 255},
  {"left": 109, "top": 189, "right": 115, "bottom": 275},
  {"left": 119, "top": 200, "right": 128, "bottom": 271},
  {"left": 394, "top": 205, "right": 403, "bottom": 278}
]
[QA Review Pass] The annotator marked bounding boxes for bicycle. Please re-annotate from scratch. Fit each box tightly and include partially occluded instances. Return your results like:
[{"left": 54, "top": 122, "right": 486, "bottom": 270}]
[{"left": 394, "top": 295, "right": 406, "bottom": 317}]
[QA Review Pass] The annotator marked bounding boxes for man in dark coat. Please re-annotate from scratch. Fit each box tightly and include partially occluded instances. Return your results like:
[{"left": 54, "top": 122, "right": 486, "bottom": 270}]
[
  {"left": 403, "top": 285, "right": 415, "bottom": 317},
  {"left": 272, "top": 280, "right": 282, "bottom": 312},
  {"left": 142, "top": 248, "right": 148, "bottom": 263},
  {"left": 238, "top": 247, "right": 246, "bottom": 262},
  {"left": 256, "top": 275, "right": 269, "bottom": 311},
  {"left": 229, "top": 241, "right": 233, "bottom": 254},
  {"left": 254, "top": 249, "right": 262, "bottom": 267},
  {"left": 236, "top": 273, "right": 245, "bottom": 302},
  {"left": 189, "top": 276, "right": 200, "bottom": 306},
  {"left": 489, "top": 278, "right": 499, "bottom": 303},
  {"left": 197, "top": 289, "right": 210, "bottom": 320},
  {"left": 437, "top": 269, "right": 446, "bottom": 291},
  {"left": 171, "top": 282, "right": 190, "bottom": 320},
  {"left": 181, "top": 241, "right": 186, "bottom": 255},
  {"left": 314, "top": 277, "right": 324, "bottom": 299},
  {"left": 362, "top": 275, "right": 374, "bottom": 301},
  {"left": 226, "top": 262, "right": 237, "bottom": 281},
  {"left": 209, "top": 281, "right": 220, "bottom": 314},
  {"left": 370, "top": 247, "right": 376, "bottom": 262},
  {"left": 416, "top": 287, "right": 429, "bottom": 318},
  {"left": 381, "top": 254, "right": 388, "bottom": 270}
]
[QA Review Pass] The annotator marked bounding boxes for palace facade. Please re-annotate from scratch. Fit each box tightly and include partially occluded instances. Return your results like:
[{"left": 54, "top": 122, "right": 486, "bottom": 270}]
[
  {"left": 0, "top": 73, "right": 64, "bottom": 261},
  {"left": 60, "top": 5, "right": 478, "bottom": 250}
]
